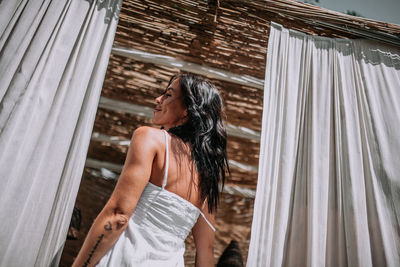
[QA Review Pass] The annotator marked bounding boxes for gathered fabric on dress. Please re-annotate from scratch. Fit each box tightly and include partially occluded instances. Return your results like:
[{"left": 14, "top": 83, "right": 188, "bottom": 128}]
[{"left": 96, "top": 130, "right": 214, "bottom": 267}]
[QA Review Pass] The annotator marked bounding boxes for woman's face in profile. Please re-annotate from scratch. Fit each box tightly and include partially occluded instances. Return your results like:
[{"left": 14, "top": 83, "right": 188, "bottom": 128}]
[{"left": 153, "top": 78, "right": 188, "bottom": 130}]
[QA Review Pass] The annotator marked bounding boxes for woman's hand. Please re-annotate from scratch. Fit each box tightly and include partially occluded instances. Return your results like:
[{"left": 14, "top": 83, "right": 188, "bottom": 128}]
[{"left": 72, "top": 127, "right": 158, "bottom": 267}]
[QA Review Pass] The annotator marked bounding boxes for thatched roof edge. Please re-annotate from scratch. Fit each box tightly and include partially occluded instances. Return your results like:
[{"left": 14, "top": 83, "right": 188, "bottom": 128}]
[{"left": 263, "top": 0, "right": 400, "bottom": 46}]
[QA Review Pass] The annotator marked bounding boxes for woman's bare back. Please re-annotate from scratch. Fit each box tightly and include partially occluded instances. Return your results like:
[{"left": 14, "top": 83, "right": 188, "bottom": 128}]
[{"left": 149, "top": 130, "right": 203, "bottom": 210}]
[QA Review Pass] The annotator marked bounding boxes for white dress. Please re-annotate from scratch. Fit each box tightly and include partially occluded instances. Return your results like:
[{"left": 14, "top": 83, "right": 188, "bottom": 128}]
[{"left": 96, "top": 130, "right": 215, "bottom": 267}]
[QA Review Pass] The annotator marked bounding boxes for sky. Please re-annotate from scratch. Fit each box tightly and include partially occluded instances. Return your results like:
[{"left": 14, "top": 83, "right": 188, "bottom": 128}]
[{"left": 301, "top": 0, "right": 400, "bottom": 25}]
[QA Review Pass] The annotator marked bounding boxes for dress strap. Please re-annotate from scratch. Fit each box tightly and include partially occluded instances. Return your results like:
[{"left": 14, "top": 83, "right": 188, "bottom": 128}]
[
  {"left": 161, "top": 130, "right": 169, "bottom": 189},
  {"left": 199, "top": 211, "right": 216, "bottom": 232},
  {"left": 161, "top": 129, "right": 215, "bottom": 232}
]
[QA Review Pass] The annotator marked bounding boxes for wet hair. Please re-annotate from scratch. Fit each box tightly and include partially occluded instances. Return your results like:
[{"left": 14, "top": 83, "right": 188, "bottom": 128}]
[{"left": 166, "top": 73, "right": 230, "bottom": 213}]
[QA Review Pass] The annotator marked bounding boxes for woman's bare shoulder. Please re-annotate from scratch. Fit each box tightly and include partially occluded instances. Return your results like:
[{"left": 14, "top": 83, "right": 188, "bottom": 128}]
[{"left": 131, "top": 126, "right": 165, "bottom": 148}]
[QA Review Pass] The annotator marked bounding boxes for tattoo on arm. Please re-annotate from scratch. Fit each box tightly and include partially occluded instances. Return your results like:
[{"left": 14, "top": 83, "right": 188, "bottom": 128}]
[
  {"left": 83, "top": 234, "right": 104, "bottom": 267},
  {"left": 82, "top": 222, "right": 113, "bottom": 266},
  {"left": 104, "top": 221, "right": 112, "bottom": 231}
]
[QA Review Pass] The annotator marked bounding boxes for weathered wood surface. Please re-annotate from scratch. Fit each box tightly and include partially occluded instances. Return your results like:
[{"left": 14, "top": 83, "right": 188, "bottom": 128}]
[
  {"left": 115, "top": 0, "right": 399, "bottom": 81},
  {"left": 112, "top": 0, "right": 365, "bottom": 82}
]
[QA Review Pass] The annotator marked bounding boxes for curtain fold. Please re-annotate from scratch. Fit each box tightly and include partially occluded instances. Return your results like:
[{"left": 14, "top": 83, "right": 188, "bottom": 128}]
[
  {"left": 0, "top": 1, "right": 122, "bottom": 266},
  {"left": 248, "top": 22, "right": 400, "bottom": 267}
]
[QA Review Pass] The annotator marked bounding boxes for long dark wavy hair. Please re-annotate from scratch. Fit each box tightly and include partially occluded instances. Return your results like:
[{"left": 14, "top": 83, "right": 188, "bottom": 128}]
[{"left": 166, "top": 73, "right": 230, "bottom": 213}]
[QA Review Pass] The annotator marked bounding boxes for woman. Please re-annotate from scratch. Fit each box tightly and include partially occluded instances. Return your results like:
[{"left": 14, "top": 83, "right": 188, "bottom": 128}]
[{"left": 72, "top": 74, "right": 230, "bottom": 267}]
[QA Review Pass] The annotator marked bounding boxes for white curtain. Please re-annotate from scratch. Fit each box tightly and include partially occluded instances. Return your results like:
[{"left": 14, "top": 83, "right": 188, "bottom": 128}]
[
  {"left": 0, "top": 0, "right": 122, "bottom": 266},
  {"left": 248, "top": 22, "right": 400, "bottom": 267}
]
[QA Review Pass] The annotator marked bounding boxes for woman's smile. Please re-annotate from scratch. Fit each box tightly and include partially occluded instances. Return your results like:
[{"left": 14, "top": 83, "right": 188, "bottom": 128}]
[{"left": 152, "top": 78, "right": 188, "bottom": 130}]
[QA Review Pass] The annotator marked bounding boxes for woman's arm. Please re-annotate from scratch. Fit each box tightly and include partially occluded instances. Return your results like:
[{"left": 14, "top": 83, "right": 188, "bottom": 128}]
[
  {"left": 192, "top": 206, "right": 215, "bottom": 267},
  {"left": 72, "top": 127, "right": 158, "bottom": 267}
]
